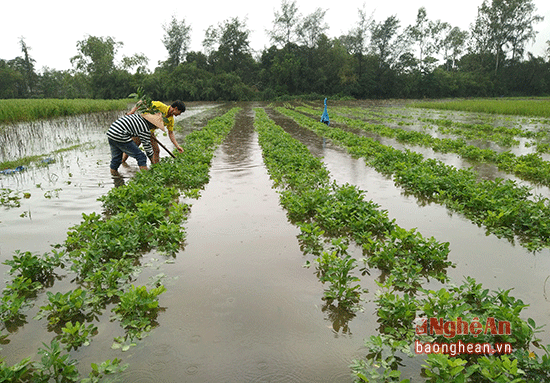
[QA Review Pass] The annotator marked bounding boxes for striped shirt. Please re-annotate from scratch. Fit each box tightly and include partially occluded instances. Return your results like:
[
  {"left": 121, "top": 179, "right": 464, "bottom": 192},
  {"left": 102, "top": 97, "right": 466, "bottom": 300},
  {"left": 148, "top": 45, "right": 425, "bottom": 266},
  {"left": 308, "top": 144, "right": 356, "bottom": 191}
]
[{"left": 106, "top": 114, "right": 154, "bottom": 158}]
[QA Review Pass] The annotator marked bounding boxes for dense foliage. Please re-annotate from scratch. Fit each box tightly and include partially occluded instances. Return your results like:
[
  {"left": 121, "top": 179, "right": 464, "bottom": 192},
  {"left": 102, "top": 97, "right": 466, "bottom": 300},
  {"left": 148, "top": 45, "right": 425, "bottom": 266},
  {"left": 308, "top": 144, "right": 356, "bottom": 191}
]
[{"left": 1, "top": 0, "right": 549, "bottom": 101}]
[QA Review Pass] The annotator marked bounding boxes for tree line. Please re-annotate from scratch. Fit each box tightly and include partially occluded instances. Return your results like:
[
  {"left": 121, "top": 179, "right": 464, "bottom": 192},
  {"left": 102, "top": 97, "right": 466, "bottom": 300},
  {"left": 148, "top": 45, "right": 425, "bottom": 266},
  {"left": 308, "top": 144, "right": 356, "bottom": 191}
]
[{"left": 1, "top": 0, "right": 549, "bottom": 101}]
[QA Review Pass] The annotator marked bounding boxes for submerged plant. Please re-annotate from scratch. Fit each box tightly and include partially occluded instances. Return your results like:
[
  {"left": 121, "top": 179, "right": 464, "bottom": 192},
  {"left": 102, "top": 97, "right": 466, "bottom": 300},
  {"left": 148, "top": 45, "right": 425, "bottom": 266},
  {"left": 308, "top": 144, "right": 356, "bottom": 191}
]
[
  {"left": 0, "top": 188, "right": 21, "bottom": 208},
  {"left": 111, "top": 284, "right": 166, "bottom": 339},
  {"left": 58, "top": 321, "right": 98, "bottom": 351},
  {"left": 315, "top": 250, "right": 363, "bottom": 307},
  {"left": 32, "top": 340, "right": 80, "bottom": 382},
  {"left": 0, "top": 276, "right": 43, "bottom": 323},
  {"left": 34, "top": 288, "right": 99, "bottom": 328},
  {"left": 3, "top": 250, "right": 64, "bottom": 285}
]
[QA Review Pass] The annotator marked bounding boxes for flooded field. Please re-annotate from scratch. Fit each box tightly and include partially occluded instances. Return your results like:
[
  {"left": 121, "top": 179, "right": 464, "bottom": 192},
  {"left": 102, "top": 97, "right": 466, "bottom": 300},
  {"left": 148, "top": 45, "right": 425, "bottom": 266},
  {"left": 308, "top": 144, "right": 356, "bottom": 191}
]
[{"left": 1, "top": 101, "right": 550, "bottom": 381}]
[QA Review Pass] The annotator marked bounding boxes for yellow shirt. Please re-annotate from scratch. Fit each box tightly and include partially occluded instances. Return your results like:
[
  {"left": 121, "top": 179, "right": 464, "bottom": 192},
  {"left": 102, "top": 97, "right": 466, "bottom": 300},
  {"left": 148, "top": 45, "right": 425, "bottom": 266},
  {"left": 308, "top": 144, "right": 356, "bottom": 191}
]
[{"left": 151, "top": 101, "right": 175, "bottom": 132}]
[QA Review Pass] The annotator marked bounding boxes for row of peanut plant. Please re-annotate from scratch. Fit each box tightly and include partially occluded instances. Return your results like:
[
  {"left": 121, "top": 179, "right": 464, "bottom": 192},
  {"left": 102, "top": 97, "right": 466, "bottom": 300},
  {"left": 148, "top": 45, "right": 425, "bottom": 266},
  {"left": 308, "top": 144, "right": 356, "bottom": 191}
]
[
  {"left": 339, "top": 104, "right": 545, "bottom": 149},
  {"left": 417, "top": 117, "right": 543, "bottom": 150},
  {"left": 333, "top": 104, "right": 546, "bottom": 148},
  {"left": 300, "top": 104, "right": 550, "bottom": 189},
  {"left": 0, "top": 108, "right": 240, "bottom": 381},
  {"left": 256, "top": 107, "right": 550, "bottom": 382},
  {"left": 278, "top": 106, "right": 550, "bottom": 252},
  {"left": 255, "top": 107, "right": 452, "bottom": 303}
]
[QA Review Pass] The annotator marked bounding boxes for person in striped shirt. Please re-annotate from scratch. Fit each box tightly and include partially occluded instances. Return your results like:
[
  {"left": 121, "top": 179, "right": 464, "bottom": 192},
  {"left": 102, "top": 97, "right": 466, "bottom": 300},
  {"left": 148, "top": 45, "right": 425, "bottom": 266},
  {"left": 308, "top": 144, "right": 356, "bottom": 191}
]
[
  {"left": 107, "top": 113, "right": 165, "bottom": 176},
  {"left": 122, "top": 100, "right": 186, "bottom": 164}
]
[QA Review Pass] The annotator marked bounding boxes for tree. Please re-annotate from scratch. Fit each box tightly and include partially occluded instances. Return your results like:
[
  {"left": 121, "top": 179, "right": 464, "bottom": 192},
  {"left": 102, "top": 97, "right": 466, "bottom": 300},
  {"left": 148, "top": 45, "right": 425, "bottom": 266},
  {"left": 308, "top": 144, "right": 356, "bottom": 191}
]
[
  {"left": 268, "top": 0, "right": 301, "bottom": 48},
  {"left": 407, "top": 8, "right": 430, "bottom": 67},
  {"left": 18, "top": 37, "right": 38, "bottom": 96},
  {"left": 120, "top": 53, "right": 149, "bottom": 74},
  {"left": 341, "top": 5, "right": 372, "bottom": 77},
  {"left": 0, "top": 59, "right": 24, "bottom": 98},
  {"left": 442, "top": 27, "right": 469, "bottom": 71},
  {"left": 368, "top": 16, "right": 407, "bottom": 98},
  {"left": 297, "top": 8, "right": 329, "bottom": 48},
  {"left": 203, "top": 17, "right": 255, "bottom": 79},
  {"left": 370, "top": 16, "right": 401, "bottom": 71},
  {"left": 406, "top": 8, "right": 449, "bottom": 72},
  {"left": 71, "top": 36, "right": 121, "bottom": 76},
  {"left": 202, "top": 25, "right": 219, "bottom": 59},
  {"left": 162, "top": 16, "right": 191, "bottom": 68},
  {"left": 218, "top": 17, "right": 252, "bottom": 66},
  {"left": 471, "top": 0, "right": 544, "bottom": 73},
  {"left": 70, "top": 36, "right": 127, "bottom": 98},
  {"left": 40, "top": 67, "right": 66, "bottom": 98}
]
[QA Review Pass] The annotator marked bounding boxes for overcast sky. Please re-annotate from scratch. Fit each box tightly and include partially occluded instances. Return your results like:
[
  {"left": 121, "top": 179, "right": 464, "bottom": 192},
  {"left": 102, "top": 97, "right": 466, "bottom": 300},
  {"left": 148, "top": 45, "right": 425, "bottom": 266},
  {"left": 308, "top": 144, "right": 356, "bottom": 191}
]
[{"left": 2, "top": 0, "right": 549, "bottom": 72}]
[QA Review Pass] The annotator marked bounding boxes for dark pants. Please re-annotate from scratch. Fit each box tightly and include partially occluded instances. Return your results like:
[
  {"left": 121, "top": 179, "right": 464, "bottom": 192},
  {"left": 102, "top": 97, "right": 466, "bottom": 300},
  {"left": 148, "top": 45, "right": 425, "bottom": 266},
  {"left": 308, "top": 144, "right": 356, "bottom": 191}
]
[{"left": 108, "top": 138, "right": 148, "bottom": 170}]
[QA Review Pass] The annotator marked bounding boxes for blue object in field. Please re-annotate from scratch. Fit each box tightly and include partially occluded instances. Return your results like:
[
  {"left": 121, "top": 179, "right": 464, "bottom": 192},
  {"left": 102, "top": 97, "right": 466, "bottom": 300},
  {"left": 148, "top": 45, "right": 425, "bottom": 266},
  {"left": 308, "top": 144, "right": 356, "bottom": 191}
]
[
  {"left": 0, "top": 165, "right": 25, "bottom": 175},
  {"left": 320, "top": 98, "right": 330, "bottom": 125}
]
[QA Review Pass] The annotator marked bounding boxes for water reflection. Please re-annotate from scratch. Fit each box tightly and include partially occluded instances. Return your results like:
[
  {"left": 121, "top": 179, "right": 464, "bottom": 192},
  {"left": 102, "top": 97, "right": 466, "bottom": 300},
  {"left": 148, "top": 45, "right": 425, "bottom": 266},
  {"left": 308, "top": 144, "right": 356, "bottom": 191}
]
[
  {"left": 0, "top": 111, "right": 122, "bottom": 162},
  {"left": 322, "top": 302, "right": 357, "bottom": 336}
]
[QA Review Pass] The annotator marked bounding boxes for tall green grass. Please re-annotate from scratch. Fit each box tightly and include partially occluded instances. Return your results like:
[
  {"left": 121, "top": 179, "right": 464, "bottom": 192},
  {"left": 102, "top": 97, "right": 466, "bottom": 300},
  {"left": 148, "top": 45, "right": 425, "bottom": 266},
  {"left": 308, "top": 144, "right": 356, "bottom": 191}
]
[
  {"left": 0, "top": 99, "right": 132, "bottom": 123},
  {"left": 410, "top": 98, "right": 550, "bottom": 118}
]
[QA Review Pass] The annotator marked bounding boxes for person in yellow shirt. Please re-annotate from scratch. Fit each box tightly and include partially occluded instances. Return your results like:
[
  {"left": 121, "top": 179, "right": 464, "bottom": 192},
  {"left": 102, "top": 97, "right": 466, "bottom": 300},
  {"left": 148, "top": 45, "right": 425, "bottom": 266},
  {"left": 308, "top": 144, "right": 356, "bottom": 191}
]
[{"left": 122, "top": 100, "right": 186, "bottom": 164}]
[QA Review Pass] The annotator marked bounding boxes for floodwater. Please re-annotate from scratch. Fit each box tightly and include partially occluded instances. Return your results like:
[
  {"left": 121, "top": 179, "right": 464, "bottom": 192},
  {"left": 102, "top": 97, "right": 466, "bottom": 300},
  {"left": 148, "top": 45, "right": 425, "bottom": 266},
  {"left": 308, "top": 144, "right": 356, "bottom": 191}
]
[{"left": 1, "top": 101, "right": 550, "bottom": 382}]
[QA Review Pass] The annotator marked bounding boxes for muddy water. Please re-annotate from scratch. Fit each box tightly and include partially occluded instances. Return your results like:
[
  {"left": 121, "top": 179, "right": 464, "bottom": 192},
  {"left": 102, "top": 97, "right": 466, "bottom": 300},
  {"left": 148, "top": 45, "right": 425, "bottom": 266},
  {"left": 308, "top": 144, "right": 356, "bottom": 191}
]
[
  {"left": 266, "top": 107, "right": 550, "bottom": 348},
  {"left": 0, "top": 104, "right": 371, "bottom": 382},
  {"left": 2, "top": 102, "right": 550, "bottom": 381},
  {"left": 109, "top": 107, "right": 371, "bottom": 382}
]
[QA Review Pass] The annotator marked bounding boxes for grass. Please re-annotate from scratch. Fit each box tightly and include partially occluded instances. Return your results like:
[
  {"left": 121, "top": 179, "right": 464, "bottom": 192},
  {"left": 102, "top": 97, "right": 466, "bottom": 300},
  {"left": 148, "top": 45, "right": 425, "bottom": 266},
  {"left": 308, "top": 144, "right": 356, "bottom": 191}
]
[
  {"left": 0, "top": 99, "right": 132, "bottom": 124},
  {"left": 410, "top": 98, "right": 550, "bottom": 118}
]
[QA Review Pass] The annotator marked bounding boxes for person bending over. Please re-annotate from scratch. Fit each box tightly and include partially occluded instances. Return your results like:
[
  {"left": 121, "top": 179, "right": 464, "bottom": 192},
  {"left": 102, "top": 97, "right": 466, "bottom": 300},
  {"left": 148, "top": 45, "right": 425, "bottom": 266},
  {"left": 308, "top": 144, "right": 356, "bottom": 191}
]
[
  {"left": 107, "top": 113, "right": 165, "bottom": 176},
  {"left": 122, "top": 100, "right": 186, "bottom": 164}
]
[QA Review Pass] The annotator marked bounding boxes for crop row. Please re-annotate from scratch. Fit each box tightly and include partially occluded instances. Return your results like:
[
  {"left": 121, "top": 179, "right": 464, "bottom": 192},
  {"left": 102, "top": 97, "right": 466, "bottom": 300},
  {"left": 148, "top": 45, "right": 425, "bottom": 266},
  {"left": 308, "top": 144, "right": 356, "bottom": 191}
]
[
  {"left": 353, "top": 276, "right": 550, "bottom": 382},
  {"left": 256, "top": 108, "right": 550, "bottom": 382},
  {"left": 301, "top": 104, "right": 550, "bottom": 189},
  {"left": 418, "top": 117, "right": 541, "bottom": 147},
  {"left": 278, "top": 106, "right": 550, "bottom": 252},
  {"left": 256, "top": 105, "right": 453, "bottom": 309},
  {"left": 255, "top": 107, "right": 453, "bottom": 300},
  {"left": 0, "top": 108, "right": 240, "bottom": 381},
  {"left": 334, "top": 104, "right": 543, "bottom": 143}
]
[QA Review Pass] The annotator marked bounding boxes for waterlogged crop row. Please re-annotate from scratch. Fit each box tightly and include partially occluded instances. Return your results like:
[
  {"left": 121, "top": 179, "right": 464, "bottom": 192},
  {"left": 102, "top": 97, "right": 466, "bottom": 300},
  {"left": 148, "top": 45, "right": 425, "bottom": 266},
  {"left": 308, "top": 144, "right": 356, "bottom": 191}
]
[
  {"left": 334, "top": 104, "right": 543, "bottom": 144},
  {"left": 256, "top": 108, "right": 550, "bottom": 382},
  {"left": 278, "top": 106, "right": 550, "bottom": 252},
  {"left": 0, "top": 108, "right": 240, "bottom": 381},
  {"left": 352, "top": 276, "right": 550, "bottom": 382},
  {"left": 418, "top": 117, "right": 541, "bottom": 145},
  {"left": 300, "top": 105, "right": 550, "bottom": 189},
  {"left": 254, "top": 107, "right": 452, "bottom": 302}
]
